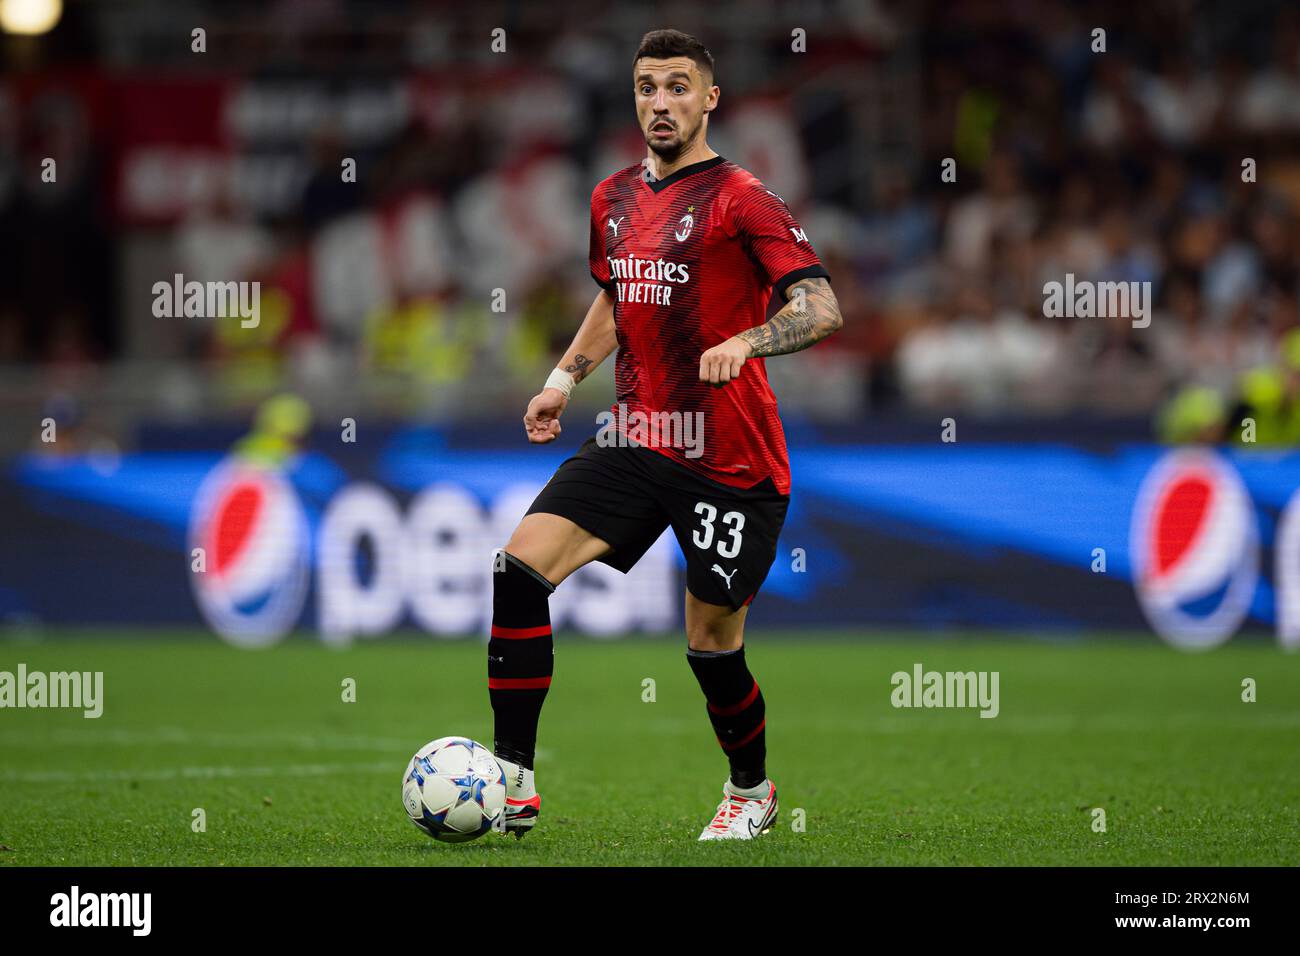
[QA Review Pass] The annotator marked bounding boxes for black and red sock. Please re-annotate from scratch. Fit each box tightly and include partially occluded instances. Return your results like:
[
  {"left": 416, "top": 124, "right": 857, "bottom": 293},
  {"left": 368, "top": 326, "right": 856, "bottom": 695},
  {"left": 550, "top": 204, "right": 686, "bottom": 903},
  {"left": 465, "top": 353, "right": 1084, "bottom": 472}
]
[
  {"left": 488, "top": 552, "right": 555, "bottom": 770},
  {"left": 686, "top": 646, "right": 767, "bottom": 789}
]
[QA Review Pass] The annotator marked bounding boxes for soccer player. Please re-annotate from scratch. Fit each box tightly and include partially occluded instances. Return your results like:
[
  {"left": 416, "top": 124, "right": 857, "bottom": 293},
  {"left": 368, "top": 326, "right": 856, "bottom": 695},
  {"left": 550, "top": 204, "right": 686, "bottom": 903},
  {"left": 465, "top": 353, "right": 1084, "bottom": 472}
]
[{"left": 488, "top": 28, "right": 843, "bottom": 841}]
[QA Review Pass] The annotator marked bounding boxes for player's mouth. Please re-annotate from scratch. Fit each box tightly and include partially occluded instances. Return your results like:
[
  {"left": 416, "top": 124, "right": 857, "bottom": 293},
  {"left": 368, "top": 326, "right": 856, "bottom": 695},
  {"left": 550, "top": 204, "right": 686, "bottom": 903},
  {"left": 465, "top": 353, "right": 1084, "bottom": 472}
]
[{"left": 649, "top": 120, "right": 676, "bottom": 139}]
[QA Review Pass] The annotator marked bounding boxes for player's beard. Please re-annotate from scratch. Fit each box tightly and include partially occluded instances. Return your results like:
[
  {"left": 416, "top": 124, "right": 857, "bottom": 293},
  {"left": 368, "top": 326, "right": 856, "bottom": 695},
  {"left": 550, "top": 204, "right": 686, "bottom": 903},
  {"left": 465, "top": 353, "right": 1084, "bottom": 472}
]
[{"left": 644, "top": 116, "right": 700, "bottom": 163}]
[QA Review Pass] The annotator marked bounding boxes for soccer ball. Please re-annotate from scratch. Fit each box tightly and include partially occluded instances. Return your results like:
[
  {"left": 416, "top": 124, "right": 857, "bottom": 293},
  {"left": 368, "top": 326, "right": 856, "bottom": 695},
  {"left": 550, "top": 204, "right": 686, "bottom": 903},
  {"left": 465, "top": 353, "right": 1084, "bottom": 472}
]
[{"left": 402, "top": 737, "right": 506, "bottom": 843}]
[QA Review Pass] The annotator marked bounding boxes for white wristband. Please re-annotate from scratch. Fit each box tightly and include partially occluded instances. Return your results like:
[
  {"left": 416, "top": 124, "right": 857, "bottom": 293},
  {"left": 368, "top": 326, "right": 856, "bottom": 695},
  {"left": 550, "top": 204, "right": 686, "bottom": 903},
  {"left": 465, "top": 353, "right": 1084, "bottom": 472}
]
[{"left": 544, "top": 367, "right": 576, "bottom": 398}]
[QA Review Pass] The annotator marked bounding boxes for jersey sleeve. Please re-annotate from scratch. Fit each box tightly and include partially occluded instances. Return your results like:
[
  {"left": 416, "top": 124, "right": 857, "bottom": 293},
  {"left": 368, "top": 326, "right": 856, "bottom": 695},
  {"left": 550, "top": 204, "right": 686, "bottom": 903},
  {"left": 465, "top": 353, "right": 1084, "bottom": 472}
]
[
  {"left": 727, "top": 183, "right": 830, "bottom": 300},
  {"left": 588, "top": 187, "right": 615, "bottom": 295}
]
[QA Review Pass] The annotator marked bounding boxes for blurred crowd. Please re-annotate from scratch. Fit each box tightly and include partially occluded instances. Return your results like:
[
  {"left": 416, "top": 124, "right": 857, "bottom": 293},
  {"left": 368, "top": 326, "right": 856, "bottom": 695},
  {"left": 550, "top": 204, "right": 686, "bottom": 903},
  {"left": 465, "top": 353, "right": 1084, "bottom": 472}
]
[
  {"left": 866, "top": 1, "right": 1300, "bottom": 439},
  {"left": 3, "top": 0, "right": 1300, "bottom": 440}
]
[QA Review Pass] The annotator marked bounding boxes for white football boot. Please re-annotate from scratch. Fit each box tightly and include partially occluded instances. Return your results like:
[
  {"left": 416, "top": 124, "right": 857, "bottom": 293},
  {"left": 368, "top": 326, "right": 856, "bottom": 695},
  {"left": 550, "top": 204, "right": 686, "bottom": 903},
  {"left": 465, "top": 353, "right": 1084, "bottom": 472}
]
[
  {"left": 494, "top": 756, "right": 541, "bottom": 839},
  {"left": 698, "top": 779, "right": 778, "bottom": 840}
]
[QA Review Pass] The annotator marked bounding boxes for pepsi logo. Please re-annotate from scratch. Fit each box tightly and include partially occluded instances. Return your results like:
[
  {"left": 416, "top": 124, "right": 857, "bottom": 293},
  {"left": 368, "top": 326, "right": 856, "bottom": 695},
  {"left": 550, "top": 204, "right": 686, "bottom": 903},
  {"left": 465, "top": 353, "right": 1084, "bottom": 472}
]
[
  {"left": 1276, "top": 488, "right": 1300, "bottom": 651},
  {"left": 188, "top": 460, "right": 309, "bottom": 647},
  {"left": 1130, "top": 450, "right": 1257, "bottom": 650}
]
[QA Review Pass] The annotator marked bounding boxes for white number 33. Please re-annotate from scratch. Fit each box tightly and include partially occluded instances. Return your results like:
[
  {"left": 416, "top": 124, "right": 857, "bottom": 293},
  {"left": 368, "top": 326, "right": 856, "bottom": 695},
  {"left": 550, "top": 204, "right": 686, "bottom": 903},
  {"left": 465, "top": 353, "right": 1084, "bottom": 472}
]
[{"left": 692, "top": 502, "right": 745, "bottom": 559}]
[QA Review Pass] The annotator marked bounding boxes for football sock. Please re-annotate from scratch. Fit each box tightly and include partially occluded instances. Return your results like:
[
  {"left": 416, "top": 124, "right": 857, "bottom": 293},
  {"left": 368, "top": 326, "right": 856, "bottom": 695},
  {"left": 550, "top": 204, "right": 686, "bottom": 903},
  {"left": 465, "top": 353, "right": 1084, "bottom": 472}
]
[
  {"left": 488, "top": 552, "right": 555, "bottom": 771},
  {"left": 496, "top": 757, "right": 535, "bottom": 797},
  {"left": 686, "top": 645, "right": 767, "bottom": 789},
  {"left": 727, "top": 779, "right": 771, "bottom": 799}
]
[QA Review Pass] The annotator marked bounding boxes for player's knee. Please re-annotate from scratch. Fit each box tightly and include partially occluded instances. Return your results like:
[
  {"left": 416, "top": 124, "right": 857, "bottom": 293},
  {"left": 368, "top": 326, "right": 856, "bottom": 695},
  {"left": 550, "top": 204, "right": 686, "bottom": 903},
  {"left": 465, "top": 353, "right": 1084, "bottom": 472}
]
[
  {"left": 685, "top": 618, "right": 744, "bottom": 653},
  {"left": 501, "top": 521, "right": 569, "bottom": 586},
  {"left": 686, "top": 592, "right": 748, "bottom": 651},
  {"left": 500, "top": 537, "right": 553, "bottom": 583}
]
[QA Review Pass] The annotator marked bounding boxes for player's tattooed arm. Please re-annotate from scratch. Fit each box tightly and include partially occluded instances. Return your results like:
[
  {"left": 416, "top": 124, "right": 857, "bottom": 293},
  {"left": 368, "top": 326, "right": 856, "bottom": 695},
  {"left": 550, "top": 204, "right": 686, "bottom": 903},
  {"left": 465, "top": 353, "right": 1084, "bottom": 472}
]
[
  {"left": 562, "top": 353, "right": 594, "bottom": 384},
  {"left": 526, "top": 290, "right": 618, "bottom": 443},
  {"left": 736, "top": 277, "right": 843, "bottom": 357},
  {"left": 700, "top": 279, "right": 841, "bottom": 385},
  {"left": 553, "top": 289, "right": 617, "bottom": 384}
]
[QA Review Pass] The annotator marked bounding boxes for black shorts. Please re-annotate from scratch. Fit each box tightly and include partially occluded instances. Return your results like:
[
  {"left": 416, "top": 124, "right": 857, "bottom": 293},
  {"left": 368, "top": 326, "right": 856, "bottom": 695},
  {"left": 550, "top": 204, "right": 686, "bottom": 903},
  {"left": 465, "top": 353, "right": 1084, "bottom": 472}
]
[{"left": 525, "top": 436, "right": 789, "bottom": 611}]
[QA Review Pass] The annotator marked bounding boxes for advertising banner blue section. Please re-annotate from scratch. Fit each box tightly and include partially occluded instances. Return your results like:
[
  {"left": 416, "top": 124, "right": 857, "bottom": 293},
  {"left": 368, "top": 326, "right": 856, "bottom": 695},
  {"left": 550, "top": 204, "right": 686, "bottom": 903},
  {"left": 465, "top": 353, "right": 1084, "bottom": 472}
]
[{"left": 2, "top": 427, "right": 1296, "bottom": 649}]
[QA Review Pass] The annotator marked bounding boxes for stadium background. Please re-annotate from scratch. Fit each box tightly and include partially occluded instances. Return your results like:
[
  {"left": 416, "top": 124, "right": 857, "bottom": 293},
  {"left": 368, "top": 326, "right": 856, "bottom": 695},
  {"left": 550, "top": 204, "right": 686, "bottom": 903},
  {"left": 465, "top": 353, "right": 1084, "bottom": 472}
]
[{"left": 3, "top": 0, "right": 1300, "bottom": 649}]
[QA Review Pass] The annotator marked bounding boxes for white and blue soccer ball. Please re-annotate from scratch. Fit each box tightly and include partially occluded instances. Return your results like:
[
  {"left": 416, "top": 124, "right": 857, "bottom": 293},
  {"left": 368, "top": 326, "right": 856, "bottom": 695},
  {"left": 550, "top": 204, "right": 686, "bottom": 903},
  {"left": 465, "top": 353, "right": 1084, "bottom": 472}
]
[{"left": 402, "top": 737, "right": 506, "bottom": 843}]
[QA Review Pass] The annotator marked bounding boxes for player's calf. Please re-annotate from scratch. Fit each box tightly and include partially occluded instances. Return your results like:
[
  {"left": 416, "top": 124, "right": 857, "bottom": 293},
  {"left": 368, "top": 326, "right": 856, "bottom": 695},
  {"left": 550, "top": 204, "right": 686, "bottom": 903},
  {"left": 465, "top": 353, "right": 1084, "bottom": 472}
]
[
  {"left": 686, "top": 644, "right": 768, "bottom": 786},
  {"left": 488, "top": 550, "right": 554, "bottom": 840},
  {"left": 686, "top": 640, "right": 775, "bottom": 840}
]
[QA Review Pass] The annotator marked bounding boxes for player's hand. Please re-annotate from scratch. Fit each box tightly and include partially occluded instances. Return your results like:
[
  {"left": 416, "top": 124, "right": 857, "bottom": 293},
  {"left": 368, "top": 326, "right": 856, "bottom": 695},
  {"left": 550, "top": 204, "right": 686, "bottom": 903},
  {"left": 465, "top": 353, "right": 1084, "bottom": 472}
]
[
  {"left": 699, "top": 336, "right": 752, "bottom": 386},
  {"left": 523, "top": 387, "right": 568, "bottom": 443}
]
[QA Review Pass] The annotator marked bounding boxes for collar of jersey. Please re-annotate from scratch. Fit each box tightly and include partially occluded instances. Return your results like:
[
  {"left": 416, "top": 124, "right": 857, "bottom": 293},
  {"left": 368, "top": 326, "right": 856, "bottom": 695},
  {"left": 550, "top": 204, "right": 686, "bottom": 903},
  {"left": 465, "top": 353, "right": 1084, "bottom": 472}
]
[{"left": 643, "top": 154, "right": 726, "bottom": 193}]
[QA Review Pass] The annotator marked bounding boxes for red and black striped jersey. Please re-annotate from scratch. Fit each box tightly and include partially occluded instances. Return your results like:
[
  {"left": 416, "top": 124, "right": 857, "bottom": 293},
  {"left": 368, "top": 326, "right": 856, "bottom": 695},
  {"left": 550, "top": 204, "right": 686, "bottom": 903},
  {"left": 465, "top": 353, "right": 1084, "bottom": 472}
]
[{"left": 588, "top": 155, "right": 828, "bottom": 495}]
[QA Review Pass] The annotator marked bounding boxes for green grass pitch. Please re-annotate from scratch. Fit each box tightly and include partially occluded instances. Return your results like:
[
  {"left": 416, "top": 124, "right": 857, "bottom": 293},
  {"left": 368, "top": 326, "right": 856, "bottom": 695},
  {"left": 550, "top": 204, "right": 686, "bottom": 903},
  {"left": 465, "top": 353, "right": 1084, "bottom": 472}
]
[{"left": 1, "top": 631, "right": 1297, "bottom": 866}]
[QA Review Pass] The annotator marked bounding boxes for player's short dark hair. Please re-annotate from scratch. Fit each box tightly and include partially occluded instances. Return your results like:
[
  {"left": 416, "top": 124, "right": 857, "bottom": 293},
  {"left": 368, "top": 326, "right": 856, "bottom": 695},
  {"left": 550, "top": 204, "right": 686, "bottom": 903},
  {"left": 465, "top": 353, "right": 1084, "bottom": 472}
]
[{"left": 634, "top": 29, "right": 715, "bottom": 83}]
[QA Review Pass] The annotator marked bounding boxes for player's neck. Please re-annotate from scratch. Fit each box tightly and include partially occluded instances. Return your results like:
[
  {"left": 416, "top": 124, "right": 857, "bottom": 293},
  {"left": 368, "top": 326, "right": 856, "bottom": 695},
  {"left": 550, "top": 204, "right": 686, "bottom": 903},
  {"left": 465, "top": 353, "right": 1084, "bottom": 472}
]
[{"left": 645, "top": 142, "right": 718, "bottom": 182}]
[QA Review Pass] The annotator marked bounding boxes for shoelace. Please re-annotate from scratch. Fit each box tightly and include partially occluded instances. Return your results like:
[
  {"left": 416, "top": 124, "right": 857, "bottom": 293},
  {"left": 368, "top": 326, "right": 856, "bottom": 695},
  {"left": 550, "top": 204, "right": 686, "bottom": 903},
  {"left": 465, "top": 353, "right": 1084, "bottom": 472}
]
[{"left": 707, "top": 795, "right": 750, "bottom": 831}]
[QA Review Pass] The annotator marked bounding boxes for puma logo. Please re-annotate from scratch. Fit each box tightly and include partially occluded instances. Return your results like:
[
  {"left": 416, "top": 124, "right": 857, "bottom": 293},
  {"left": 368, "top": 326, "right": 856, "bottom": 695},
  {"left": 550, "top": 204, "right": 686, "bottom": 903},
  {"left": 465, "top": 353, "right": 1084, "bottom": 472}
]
[
  {"left": 711, "top": 564, "right": 736, "bottom": 588},
  {"left": 608, "top": 216, "right": 624, "bottom": 236}
]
